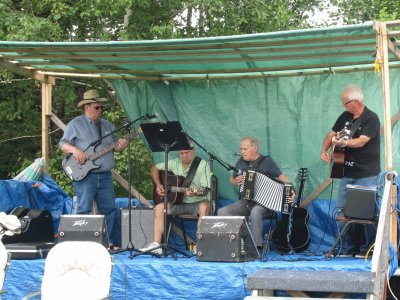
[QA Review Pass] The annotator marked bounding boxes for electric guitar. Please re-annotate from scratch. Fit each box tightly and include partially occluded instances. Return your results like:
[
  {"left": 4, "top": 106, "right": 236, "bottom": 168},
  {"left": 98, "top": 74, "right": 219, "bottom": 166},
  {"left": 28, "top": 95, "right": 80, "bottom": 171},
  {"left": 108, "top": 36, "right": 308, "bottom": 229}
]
[
  {"left": 271, "top": 168, "right": 310, "bottom": 253},
  {"left": 153, "top": 170, "right": 209, "bottom": 205},
  {"left": 62, "top": 130, "right": 140, "bottom": 181},
  {"left": 330, "top": 128, "right": 351, "bottom": 179}
]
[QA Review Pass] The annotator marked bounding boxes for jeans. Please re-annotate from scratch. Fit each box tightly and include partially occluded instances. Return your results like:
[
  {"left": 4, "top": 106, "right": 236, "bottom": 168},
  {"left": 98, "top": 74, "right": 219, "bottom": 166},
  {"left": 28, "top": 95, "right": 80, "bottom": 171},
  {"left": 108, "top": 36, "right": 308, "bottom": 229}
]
[
  {"left": 73, "top": 171, "right": 116, "bottom": 244},
  {"left": 336, "top": 175, "right": 379, "bottom": 253},
  {"left": 218, "top": 199, "right": 269, "bottom": 247}
]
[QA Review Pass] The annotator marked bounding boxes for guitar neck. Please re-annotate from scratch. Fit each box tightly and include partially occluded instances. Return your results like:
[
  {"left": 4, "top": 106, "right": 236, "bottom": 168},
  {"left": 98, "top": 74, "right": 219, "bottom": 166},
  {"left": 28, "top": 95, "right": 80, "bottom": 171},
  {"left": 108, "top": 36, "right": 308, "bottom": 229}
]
[
  {"left": 86, "top": 131, "right": 137, "bottom": 161},
  {"left": 170, "top": 187, "right": 187, "bottom": 193}
]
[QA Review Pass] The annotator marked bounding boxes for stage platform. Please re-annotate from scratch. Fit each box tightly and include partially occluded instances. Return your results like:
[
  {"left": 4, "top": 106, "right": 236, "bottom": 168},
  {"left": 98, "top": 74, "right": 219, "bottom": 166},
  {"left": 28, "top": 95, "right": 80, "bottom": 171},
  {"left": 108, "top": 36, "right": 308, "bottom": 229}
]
[{"left": 3, "top": 249, "right": 372, "bottom": 300}]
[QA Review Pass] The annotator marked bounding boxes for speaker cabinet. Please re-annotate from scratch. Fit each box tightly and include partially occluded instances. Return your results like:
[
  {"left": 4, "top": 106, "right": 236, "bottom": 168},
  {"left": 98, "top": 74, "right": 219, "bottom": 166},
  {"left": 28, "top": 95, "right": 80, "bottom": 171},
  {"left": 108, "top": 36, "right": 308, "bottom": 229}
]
[
  {"left": 345, "top": 186, "right": 377, "bottom": 220},
  {"left": 120, "top": 208, "right": 154, "bottom": 250},
  {"left": 196, "top": 216, "right": 259, "bottom": 262},
  {"left": 58, "top": 215, "right": 108, "bottom": 247}
]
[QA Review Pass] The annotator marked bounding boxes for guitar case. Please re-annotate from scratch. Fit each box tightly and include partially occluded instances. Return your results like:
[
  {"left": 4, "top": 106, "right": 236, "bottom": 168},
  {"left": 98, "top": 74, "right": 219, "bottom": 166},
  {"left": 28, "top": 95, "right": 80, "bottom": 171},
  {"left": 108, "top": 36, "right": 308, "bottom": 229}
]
[{"left": 3, "top": 207, "right": 54, "bottom": 244}]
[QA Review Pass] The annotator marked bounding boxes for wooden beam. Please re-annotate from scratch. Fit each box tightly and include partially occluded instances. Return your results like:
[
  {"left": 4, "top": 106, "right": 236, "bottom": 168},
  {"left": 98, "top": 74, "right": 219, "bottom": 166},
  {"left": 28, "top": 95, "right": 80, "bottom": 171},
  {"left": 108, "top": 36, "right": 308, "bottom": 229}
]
[
  {"left": 41, "top": 82, "right": 53, "bottom": 169},
  {"left": 387, "top": 39, "right": 400, "bottom": 59},
  {"left": 379, "top": 110, "right": 400, "bottom": 135},
  {"left": 300, "top": 178, "right": 333, "bottom": 208},
  {"left": 0, "top": 57, "right": 54, "bottom": 83}
]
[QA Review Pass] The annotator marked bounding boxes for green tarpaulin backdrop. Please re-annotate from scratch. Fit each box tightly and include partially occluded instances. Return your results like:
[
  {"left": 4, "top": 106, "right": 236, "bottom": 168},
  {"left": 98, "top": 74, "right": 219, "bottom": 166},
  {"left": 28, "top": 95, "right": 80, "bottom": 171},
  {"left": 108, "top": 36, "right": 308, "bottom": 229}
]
[{"left": 112, "top": 69, "right": 400, "bottom": 201}]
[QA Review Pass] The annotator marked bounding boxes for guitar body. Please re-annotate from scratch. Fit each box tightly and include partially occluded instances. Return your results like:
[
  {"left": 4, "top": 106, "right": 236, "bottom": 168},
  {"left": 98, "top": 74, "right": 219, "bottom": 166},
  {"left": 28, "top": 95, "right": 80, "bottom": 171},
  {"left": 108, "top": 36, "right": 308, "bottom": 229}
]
[
  {"left": 271, "top": 168, "right": 310, "bottom": 253},
  {"left": 62, "top": 144, "right": 101, "bottom": 181},
  {"left": 271, "top": 207, "right": 310, "bottom": 253},
  {"left": 153, "top": 170, "right": 185, "bottom": 205},
  {"left": 330, "top": 128, "right": 350, "bottom": 179},
  {"left": 62, "top": 130, "right": 139, "bottom": 181},
  {"left": 330, "top": 146, "right": 345, "bottom": 178}
]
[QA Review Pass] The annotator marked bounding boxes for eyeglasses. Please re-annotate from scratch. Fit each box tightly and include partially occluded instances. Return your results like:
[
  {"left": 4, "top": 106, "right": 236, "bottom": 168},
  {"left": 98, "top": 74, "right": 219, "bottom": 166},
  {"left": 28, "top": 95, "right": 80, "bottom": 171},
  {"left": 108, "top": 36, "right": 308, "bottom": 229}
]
[
  {"left": 92, "top": 106, "right": 104, "bottom": 110},
  {"left": 343, "top": 99, "right": 354, "bottom": 106}
]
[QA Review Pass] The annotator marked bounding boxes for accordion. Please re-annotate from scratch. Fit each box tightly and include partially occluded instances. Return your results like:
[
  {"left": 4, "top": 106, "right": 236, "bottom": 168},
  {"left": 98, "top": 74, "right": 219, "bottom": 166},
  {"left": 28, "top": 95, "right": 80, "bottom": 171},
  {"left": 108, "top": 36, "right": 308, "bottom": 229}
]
[{"left": 239, "top": 170, "right": 293, "bottom": 214}]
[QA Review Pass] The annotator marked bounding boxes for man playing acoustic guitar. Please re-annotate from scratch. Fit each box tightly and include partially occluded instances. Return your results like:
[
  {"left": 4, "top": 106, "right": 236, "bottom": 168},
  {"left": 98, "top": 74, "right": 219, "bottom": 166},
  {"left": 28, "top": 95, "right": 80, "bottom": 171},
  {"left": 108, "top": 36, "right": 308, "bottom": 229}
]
[
  {"left": 139, "top": 145, "right": 211, "bottom": 255},
  {"left": 59, "top": 90, "right": 128, "bottom": 248},
  {"left": 320, "top": 85, "right": 380, "bottom": 258}
]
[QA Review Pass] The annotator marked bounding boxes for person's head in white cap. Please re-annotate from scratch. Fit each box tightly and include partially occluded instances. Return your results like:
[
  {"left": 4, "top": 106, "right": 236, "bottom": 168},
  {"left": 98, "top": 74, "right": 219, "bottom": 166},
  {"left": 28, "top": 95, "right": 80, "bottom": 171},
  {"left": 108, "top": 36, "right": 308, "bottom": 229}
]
[{"left": 78, "top": 90, "right": 107, "bottom": 121}]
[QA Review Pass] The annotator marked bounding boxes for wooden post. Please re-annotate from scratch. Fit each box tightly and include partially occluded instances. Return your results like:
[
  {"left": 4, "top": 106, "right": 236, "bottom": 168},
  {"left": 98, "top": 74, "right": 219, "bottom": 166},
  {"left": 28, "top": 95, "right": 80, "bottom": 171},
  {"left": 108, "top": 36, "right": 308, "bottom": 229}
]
[{"left": 41, "top": 79, "right": 53, "bottom": 171}]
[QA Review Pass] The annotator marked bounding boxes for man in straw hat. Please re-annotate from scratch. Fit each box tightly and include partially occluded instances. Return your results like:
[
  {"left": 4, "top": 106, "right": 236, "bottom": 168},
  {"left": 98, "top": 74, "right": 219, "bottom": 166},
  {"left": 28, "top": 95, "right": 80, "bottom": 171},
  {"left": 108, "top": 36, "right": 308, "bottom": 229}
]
[{"left": 59, "top": 89, "right": 128, "bottom": 249}]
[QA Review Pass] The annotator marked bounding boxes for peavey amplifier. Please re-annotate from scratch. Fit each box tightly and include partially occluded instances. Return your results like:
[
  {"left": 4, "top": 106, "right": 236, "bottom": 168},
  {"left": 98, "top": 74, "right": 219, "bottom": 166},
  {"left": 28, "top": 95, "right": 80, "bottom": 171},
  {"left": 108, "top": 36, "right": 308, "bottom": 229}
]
[
  {"left": 58, "top": 215, "right": 109, "bottom": 248},
  {"left": 196, "top": 216, "right": 259, "bottom": 262},
  {"left": 120, "top": 207, "right": 154, "bottom": 250}
]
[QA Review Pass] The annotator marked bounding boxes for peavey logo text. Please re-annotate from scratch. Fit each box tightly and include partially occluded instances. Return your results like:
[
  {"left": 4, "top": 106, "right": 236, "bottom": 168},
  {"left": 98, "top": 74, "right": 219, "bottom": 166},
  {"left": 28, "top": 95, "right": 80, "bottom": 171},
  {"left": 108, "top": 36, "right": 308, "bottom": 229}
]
[
  {"left": 72, "top": 220, "right": 89, "bottom": 227},
  {"left": 211, "top": 222, "right": 228, "bottom": 229}
]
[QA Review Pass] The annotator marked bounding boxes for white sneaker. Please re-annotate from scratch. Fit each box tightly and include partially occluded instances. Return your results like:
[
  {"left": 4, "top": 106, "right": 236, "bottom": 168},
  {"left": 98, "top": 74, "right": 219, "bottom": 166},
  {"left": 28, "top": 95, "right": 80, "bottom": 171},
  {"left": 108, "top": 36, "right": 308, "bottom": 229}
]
[{"left": 139, "top": 242, "right": 162, "bottom": 255}]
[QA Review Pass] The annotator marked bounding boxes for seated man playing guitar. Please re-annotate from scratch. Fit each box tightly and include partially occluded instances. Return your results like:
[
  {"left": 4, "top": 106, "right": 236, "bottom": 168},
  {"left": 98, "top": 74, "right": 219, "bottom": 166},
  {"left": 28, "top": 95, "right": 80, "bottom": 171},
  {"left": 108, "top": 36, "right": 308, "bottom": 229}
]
[{"left": 139, "top": 146, "right": 211, "bottom": 255}]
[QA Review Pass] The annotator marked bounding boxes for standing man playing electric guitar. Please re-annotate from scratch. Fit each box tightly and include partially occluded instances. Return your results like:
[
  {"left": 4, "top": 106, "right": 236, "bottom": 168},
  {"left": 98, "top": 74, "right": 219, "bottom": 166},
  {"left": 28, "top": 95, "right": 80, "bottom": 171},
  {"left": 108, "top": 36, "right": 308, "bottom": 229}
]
[
  {"left": 59, "top": 89, "right": 128, "bottom": 248},
  {"left": 320, "top": 85, "right": 380, "bottom": 258},
  {"left": 139, "top": 145, "right": 211, "bottom": 255}
]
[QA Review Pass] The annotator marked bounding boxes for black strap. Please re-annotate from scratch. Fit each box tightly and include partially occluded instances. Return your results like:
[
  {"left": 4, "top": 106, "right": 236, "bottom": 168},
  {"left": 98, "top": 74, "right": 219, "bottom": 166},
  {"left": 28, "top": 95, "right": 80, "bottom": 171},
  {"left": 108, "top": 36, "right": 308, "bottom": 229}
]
[
  {"left": 182, "top": 156, "right": 202, "bottom": 188},
  {"left": 348, "top": 109, "right": 367, "bottom": 139},
  {"left": 97, "top": 121, "right": 102, "bottom": 138},
  {"left": 248, "top": 155, "right": 266, "bottom": 171}
]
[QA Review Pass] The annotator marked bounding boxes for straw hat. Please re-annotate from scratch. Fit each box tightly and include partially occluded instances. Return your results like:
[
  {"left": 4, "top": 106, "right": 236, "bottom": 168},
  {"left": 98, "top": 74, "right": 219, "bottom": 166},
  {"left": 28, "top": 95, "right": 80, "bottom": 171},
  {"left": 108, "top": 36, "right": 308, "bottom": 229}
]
[{"left": 77, "top": 90, "right": 107, "bottom": 107}]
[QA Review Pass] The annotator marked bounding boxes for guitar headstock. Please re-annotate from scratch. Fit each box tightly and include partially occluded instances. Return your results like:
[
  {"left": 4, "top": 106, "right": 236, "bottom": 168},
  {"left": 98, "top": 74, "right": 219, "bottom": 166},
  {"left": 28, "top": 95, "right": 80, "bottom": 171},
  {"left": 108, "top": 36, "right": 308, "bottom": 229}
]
[
  {"left": 337, "top": 128, "right": 351, "bottom": 140},
  {"left": 298, "top": 168, "right": 308, "bottom": 181}
]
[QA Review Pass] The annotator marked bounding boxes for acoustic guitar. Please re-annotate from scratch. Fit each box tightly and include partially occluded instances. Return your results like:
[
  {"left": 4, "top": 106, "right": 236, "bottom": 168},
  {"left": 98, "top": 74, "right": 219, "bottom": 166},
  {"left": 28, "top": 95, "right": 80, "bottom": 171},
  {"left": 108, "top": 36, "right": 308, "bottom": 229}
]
[
  {"left": 330, "top": 128, "right": 351, "bottom": 179},
  {"left": 271, "top": 168, "right": 310, "bottom": 253},
  {"left": 153, "top": 170, "right": 209, "bottom": 205},
  {"left": 62, "top": 130, "right": 139, "bottom": 181}
]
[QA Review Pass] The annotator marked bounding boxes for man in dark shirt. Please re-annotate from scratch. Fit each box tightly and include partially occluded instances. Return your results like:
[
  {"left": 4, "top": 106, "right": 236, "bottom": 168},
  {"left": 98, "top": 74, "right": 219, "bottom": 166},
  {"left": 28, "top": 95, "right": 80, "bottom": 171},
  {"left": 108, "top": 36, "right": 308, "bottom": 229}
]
[
  {"left": 218, "top": 136, "right": 294, "bottom": 248},
  {"left": 320, "top": 85, "right": 380, "bottom": 258}
]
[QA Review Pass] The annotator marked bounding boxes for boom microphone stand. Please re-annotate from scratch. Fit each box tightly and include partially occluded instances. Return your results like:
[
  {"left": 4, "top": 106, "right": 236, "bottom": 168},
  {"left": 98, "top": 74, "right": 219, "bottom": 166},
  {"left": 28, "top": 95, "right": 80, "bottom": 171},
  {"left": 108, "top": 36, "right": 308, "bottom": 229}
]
[
  {"left": 115, "top": 113, "right": 155, "bottom": 255},
  {"left": 131, "top": 121, "right": 192, "bottom": 258},
  {"left": 182, "top": 131, "right": 238, "bottom": 215}
]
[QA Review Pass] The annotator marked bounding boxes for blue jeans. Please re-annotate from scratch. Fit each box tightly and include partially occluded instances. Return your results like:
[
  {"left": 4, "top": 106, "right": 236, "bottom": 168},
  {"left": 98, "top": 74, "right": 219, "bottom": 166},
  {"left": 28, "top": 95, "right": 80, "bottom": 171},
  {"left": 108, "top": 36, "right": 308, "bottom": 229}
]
[
  {"left": 73, "top": 171, "right": 116, "bottom": 244},
  {"left": 218, "top": 200, "right": 269, "bottom": 247},
  {"left": 336, "top": 176, "right": 379, "bottom": 253}
]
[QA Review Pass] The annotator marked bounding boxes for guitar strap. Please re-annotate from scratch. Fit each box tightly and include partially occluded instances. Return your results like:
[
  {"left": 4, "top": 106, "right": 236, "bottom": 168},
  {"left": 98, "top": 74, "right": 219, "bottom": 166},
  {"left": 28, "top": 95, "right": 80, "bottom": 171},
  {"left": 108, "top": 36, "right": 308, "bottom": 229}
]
[
  {"left": 347, "top": 109, "right": 367, "bottom": 139},
  {"left": 181, "top": 156, "right": 202, "bottom": 188}
]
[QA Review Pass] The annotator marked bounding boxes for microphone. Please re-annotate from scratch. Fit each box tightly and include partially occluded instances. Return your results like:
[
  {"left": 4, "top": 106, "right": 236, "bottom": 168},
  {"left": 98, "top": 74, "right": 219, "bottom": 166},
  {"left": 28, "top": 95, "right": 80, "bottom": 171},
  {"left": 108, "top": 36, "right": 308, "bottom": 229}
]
[
  {"left": 144, "top": 113, "right": 158, "bottom": 120},
  {"left": 233, "top": 152, "right": 241, "bottom": 156}
]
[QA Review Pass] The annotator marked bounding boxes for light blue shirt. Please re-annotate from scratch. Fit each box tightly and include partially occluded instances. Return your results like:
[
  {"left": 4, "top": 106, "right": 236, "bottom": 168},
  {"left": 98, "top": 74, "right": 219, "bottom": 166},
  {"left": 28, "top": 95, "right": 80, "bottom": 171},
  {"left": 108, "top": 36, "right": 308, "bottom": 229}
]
[{"left": 59, "top": 114, "right": 118, "bottom": 172}]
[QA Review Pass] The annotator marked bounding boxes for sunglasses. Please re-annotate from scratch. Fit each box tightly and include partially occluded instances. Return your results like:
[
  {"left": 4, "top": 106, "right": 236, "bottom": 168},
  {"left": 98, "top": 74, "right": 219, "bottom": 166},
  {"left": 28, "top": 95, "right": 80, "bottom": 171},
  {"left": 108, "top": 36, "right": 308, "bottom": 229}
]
[{"left": 92, "top": 106, "right": 104, "bottom": 110}]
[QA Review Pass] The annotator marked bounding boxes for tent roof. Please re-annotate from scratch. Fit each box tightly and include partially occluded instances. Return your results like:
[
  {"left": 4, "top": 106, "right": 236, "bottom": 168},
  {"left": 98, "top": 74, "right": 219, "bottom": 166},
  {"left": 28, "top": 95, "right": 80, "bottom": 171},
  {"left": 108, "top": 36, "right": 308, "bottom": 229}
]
[{"left": 1, "top": 21, "right": 400, "bottom": 81}]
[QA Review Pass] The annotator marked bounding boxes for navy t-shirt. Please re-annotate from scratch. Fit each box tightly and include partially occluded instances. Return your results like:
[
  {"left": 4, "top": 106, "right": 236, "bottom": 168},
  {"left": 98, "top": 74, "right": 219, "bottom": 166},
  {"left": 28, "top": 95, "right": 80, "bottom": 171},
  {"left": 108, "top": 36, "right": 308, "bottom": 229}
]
[
  {"left": 332, "top": 107, "right": 380, "bottom": 178},
  {"left": 233, "top": 155, "right": 282, "bottom": 179}
]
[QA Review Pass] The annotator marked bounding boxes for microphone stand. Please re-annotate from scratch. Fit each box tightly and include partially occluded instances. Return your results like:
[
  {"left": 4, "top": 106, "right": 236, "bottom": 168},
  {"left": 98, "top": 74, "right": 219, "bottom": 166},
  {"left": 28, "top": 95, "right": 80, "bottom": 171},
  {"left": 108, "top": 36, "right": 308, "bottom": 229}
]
[
  {"left": 123, "top": 114, "right": 155, "bottom": 256},
  {"left": 182, "top": 132, "right": 238, "bottom": 215}
]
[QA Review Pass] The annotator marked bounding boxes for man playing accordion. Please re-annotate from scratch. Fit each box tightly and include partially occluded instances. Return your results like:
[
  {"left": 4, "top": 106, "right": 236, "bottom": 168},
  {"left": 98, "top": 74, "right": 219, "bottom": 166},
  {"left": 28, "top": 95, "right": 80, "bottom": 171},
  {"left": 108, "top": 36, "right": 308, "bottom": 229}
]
[{"left": 218, "top": 136, "right": 295, "bottom": 249}]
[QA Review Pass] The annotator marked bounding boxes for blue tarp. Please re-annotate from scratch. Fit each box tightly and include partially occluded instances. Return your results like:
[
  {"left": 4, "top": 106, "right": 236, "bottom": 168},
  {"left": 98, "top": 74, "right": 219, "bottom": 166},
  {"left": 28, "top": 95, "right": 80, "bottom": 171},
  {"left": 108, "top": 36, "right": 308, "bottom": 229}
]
[{"left": 0, "top": 174, "right": 73, "bottom": 232}]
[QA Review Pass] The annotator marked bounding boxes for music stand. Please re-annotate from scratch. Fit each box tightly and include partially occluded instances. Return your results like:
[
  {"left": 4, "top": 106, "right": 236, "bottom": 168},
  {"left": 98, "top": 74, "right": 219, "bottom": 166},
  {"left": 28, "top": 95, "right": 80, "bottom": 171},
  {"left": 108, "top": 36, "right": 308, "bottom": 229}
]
[{"left": 133, "top": 121, "right": 192, "bottom": 258}]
